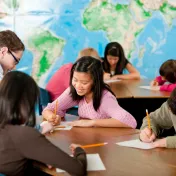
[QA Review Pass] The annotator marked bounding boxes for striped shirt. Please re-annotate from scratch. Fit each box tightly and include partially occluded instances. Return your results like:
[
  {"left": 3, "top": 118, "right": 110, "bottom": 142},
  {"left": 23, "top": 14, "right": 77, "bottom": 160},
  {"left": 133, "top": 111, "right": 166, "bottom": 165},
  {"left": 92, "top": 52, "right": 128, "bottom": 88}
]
[{"left": 44, "top": 87, "right": 137, "bottom": 128}]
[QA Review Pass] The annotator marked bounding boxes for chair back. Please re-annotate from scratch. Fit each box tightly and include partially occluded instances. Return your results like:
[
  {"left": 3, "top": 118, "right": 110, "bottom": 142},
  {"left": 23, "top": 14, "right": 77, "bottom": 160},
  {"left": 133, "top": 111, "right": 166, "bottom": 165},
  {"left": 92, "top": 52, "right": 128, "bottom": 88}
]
[{"left": 38, "top": 88, "right": 51, "bottom": 115}]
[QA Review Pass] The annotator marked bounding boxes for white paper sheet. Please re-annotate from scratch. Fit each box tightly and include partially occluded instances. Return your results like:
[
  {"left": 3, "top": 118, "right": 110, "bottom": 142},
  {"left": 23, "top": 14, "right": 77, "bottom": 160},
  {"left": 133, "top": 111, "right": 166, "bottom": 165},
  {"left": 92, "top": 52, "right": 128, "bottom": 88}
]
[
  {"left": 139, "top": 86, "right": 160, "bottom": 91},
  {"left": 56, "top": 154, "right": 106, "bottom": 172},
  {"left": 54, "top": 121, "right": 72, "bottom": 131},
  {"left": 116, "top": 139, "right": 155, "bottom": 150},
  {"left": 105, "top": 79, "right": 121, "bottom": 83},
  {"left": 139, "top": 86, "right": 153, "bottom": 90}
]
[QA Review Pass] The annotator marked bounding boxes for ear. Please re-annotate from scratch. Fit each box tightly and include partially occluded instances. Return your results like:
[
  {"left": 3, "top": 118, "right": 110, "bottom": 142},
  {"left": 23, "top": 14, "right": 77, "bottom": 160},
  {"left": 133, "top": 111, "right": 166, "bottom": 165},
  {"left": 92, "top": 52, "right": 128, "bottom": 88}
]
[{"left": 0, "top": 47, "right": 8, "bottom": 55}]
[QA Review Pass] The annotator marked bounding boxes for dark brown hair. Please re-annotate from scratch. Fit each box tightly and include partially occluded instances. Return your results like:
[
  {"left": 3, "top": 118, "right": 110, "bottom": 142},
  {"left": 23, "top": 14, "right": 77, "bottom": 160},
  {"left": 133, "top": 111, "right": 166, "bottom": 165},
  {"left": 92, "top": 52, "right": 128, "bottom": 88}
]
[
  {"left": 0, "top": 30, "right": 25, "bottom": 52},
  {"left": 69, "top": 56, "right": 115, "bottom": 111},
  {"left": 159, "top": 59, "right": 176, "bottom": 83},
  {"left": 0, "top": 71, "right": 39, "bottom": 128},
  {"left": 103, "top": 42, "right": 128, "bottom": 74}
]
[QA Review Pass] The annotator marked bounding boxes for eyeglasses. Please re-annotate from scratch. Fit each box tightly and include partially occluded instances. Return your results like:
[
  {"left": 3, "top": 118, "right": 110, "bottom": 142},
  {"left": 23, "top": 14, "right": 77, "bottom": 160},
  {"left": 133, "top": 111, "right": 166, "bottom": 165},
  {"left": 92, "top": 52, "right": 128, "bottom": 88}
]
[{"left": 8, "top": 50, "right": 19, "bottom": 65}]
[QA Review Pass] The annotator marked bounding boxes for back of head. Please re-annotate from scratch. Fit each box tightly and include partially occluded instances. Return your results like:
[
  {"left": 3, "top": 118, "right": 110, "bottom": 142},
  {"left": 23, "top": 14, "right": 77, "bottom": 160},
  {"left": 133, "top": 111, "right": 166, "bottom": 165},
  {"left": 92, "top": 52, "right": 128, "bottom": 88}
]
[
  {"left": 167, "top": 88, "right": 176, "bottom": 115},
  {"left": 0, "top": 30, "right": 25, "bottom": 52},
  {"left": 77, "top": 48, "right": 101, "bottom": 61},
  {"left": 0, "top": 71, "right": 39, "bottom": 127},
  {"left": 159, "top": 59, "right": 176, "bottom": 83},
  {"left": 103, "top": 42, "right": 126, "bottom": 73}
]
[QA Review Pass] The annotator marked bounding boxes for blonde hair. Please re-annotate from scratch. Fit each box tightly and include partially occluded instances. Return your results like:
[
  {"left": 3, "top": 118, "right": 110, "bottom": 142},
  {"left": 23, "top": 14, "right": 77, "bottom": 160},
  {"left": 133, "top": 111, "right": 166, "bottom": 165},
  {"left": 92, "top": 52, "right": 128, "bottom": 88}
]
[{"left": 77, "top": 48, "right": 101, "bottom": 61}]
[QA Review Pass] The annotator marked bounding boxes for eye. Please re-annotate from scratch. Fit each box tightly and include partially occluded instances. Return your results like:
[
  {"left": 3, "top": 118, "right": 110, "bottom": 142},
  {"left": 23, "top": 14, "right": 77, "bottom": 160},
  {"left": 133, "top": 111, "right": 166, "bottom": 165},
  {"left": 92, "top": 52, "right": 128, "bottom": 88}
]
[{"left": 73, "top": 78, "right": 77, "bottom": 82}]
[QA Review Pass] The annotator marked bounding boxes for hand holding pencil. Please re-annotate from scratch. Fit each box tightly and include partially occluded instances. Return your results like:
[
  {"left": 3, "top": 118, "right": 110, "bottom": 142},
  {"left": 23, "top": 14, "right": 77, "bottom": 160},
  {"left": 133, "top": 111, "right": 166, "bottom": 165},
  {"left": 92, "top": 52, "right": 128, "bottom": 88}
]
[
  {"left": 47, "top": 99, "right": 61, "bottom": 126},
  {"left": 139, "top": 109, "right": 156, "bottom": 143},
  {"left": 70, "top": 143, "right": 107, "bottom": 155}
]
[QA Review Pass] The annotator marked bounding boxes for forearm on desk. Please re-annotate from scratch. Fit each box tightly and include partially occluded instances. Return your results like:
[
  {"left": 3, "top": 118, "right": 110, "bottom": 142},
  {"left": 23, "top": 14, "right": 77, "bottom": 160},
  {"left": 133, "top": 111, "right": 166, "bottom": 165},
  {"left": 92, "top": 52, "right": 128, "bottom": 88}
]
[
  {"left": 93, "top": 118, "right": 133, "bottom": 128},
  {"left": 112, "top": 73, "right": 140, "bottom": 80}
]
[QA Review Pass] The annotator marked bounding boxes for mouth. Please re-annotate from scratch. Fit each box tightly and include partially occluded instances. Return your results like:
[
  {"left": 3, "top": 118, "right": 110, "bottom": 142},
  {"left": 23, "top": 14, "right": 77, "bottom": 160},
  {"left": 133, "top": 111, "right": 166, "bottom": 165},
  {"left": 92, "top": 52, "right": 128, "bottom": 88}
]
[{"left": 76, "top": 90, "right": 84, "bottom": 93}]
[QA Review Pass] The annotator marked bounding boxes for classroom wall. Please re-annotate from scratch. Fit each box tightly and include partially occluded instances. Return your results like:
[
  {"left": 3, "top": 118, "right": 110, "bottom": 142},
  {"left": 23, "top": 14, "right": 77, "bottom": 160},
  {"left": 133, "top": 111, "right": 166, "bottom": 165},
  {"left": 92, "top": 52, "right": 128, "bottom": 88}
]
[{"left": 0, "top": 0, "right": 176, "bottom": 87}]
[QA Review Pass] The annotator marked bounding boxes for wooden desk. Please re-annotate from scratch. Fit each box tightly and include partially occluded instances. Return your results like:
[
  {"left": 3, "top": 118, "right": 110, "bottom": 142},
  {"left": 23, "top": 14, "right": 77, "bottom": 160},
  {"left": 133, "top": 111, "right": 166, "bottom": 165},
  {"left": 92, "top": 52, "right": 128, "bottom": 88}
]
[
  {"left": 122, "top": 79, "right": 171, "bottom": 98},
  {"left": 107, "top": 81, "right": 132, "bottom": 98},
  {"left": 34, "top": 127, "right": 176, "bottom": 176},
  {"left": 108, "top": 79, "right": 171, "bottom": 128},
  {"left": 34, "top": 127, "right": 139, "bottom": 176},
  {"left": 108, "top": 79, "right": 171, "bottom": 99}
]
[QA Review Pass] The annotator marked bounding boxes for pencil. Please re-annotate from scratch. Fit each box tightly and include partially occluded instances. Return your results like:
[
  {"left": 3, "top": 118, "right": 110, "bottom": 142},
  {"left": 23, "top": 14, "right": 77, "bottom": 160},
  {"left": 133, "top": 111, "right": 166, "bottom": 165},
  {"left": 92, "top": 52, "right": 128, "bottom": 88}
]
[
  {"left": 146, "top": 109, "right": 151, "bottom": 129},
  {"left": 54, "top": 99, "right": 58, "bottom": 116},
  {"left": 81, "top": 142, "right": 108, "bottom": 148}
]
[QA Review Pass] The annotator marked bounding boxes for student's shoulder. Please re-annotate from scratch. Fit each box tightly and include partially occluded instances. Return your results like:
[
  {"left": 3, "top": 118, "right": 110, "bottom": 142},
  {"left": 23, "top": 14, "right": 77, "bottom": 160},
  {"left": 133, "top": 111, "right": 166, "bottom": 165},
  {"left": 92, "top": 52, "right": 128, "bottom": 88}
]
[
  {"left": 55, "top": 63, "right": 73, "bottom": 73},
  {"left": 61, "top": 63, "right": 73, "bottom": 69},
  {"left": 101, "top": 89, "right": 116, "bottom": 101},
  {"left": 7, "top": 125, "right": 40, "bottom": 139}
]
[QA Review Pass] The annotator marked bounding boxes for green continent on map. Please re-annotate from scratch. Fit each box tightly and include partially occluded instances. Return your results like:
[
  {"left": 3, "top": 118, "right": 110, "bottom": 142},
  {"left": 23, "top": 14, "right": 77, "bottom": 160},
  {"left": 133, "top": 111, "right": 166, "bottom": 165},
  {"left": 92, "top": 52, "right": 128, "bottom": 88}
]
[
  {"left": 28, "top": 29, "right": 65, "bottom": 82},
  {"left": 83, "top": 0, "right": 149, "bottom": 58}
]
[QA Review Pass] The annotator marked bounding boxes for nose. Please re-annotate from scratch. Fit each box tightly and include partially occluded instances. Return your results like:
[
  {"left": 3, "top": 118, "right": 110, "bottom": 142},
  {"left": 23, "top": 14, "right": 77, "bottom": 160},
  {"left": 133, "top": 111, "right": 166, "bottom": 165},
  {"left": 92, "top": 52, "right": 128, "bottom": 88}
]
[
  {"left": 110, "top": 60, "right": 116, "bottom": 65},
  {"left": 75, "top": 82, "right": 82, "bottom": 89}
]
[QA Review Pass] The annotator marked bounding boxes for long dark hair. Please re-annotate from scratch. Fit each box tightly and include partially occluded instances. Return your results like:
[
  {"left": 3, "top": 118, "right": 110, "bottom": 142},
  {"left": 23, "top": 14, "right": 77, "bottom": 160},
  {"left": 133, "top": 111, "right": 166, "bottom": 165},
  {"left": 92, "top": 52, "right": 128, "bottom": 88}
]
[
  {"left": 159, "top": 59, "right": 176, "bottom": 83},
  {"left": 0, "top": 71, "right": 39, "bottom": 128},
  {"left": 70, "top": 56, "right": 115, "bottom": 111},
  {"left": 103, "top": 42, "right": 128, "bottom": 74}
]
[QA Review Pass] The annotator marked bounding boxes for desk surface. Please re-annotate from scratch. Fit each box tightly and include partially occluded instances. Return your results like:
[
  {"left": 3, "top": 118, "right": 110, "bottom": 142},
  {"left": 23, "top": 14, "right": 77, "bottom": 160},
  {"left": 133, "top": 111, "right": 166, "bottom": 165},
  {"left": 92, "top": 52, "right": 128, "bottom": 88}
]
[
  {"left": 107, "top": 81, "right": 132, "bottom": 98},
  {"left": 108, "top": 79, "right": 171, "bottom": 99},
  {"left": 34, "top": 127, "right": 176, "bottom": 176}
]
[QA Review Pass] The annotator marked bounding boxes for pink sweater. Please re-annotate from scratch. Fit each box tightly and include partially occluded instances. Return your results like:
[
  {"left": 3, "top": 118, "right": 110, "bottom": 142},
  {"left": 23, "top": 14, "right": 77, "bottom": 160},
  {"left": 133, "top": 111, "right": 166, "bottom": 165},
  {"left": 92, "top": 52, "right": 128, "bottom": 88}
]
[
  {"left": 44, "top": 88, "right": 137, "bottom": 129},
  {"left": 46, "top": 63, "right": 73, "bottom": 101},
  {"left": 155, "top": 76, "right": 176, "bottom": 92}
]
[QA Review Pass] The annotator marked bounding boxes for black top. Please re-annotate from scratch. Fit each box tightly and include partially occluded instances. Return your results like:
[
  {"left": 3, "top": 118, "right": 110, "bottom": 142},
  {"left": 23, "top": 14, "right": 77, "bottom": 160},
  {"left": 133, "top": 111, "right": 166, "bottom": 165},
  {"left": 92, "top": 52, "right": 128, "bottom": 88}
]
[{"left": 0, "top": 125, "right": 87, "bottom": 176}]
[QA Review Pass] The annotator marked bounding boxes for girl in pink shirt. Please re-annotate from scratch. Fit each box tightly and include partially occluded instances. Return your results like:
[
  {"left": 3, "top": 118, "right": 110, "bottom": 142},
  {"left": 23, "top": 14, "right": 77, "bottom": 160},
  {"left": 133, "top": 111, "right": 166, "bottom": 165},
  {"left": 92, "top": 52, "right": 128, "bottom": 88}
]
[
  {"left": 46, "top": 48, "right": 101, "bottom": 101},
  {"left": 150, "top": 59, "right": 176, "bottom": 92},
  {"left": 42, "top": 56, "right": 137, "bottom": 128}
]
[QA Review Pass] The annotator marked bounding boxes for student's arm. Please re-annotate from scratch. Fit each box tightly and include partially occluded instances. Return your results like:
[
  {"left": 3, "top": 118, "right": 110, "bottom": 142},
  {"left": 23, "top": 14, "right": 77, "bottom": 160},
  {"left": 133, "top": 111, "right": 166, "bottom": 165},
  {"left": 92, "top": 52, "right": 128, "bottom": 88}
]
[
  {"left": 150, "top": 76, "right": 167, "bottom": 86},
  {"left": 140, "top": 102, "right": 173, "bottom": 136},
  {"left": 11, "top": 126, "right": 87, "bottom": 176},
  {"left": 96, "top": 93, "right": 137, "bottom": 128},
  {"left": 160, "top": 83, "right": 176, "bottom": 92},
  {"left": 140, "top": 102, "right": 174, "bottom": 145},
  {"left": 42, "top": 87, "right": 78, "bottom": 121},
  {"left": 111, "top": 63, "right": 140, "bottom": 80},
  {"left": 155, "top": 76, "right": 166, "bottom": 85},
  {"left": 72, "top": 92, "right": 137, "bottom": 128},
  {"left": 92, "top": 118, "right": 134, "bottom": 128}
]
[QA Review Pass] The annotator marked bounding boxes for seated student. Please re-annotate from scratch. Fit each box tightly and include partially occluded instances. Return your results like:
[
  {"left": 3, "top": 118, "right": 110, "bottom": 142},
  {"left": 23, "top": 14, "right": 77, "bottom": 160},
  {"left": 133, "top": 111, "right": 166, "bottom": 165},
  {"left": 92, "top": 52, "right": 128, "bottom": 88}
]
[
  {"left": 0, "top": 30, "right": 25, "bottom": 80},
  {"left": 150, "top": 59, "right": 176, "bottom": 92},
  {"left": 102, "top": 42, "right": 140, "bottom": 80},
  {"left": 0, "top": 71, "right": 87, "bottom": 176},
  {"left": 42, "top": 56, "right": 137, "bottom": 128},
  {"left": 140, "top": 88, "right": 176, "bottom": 148},
  {"left": 46, "top": 48, "right": 101, "bottom": 101}
]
